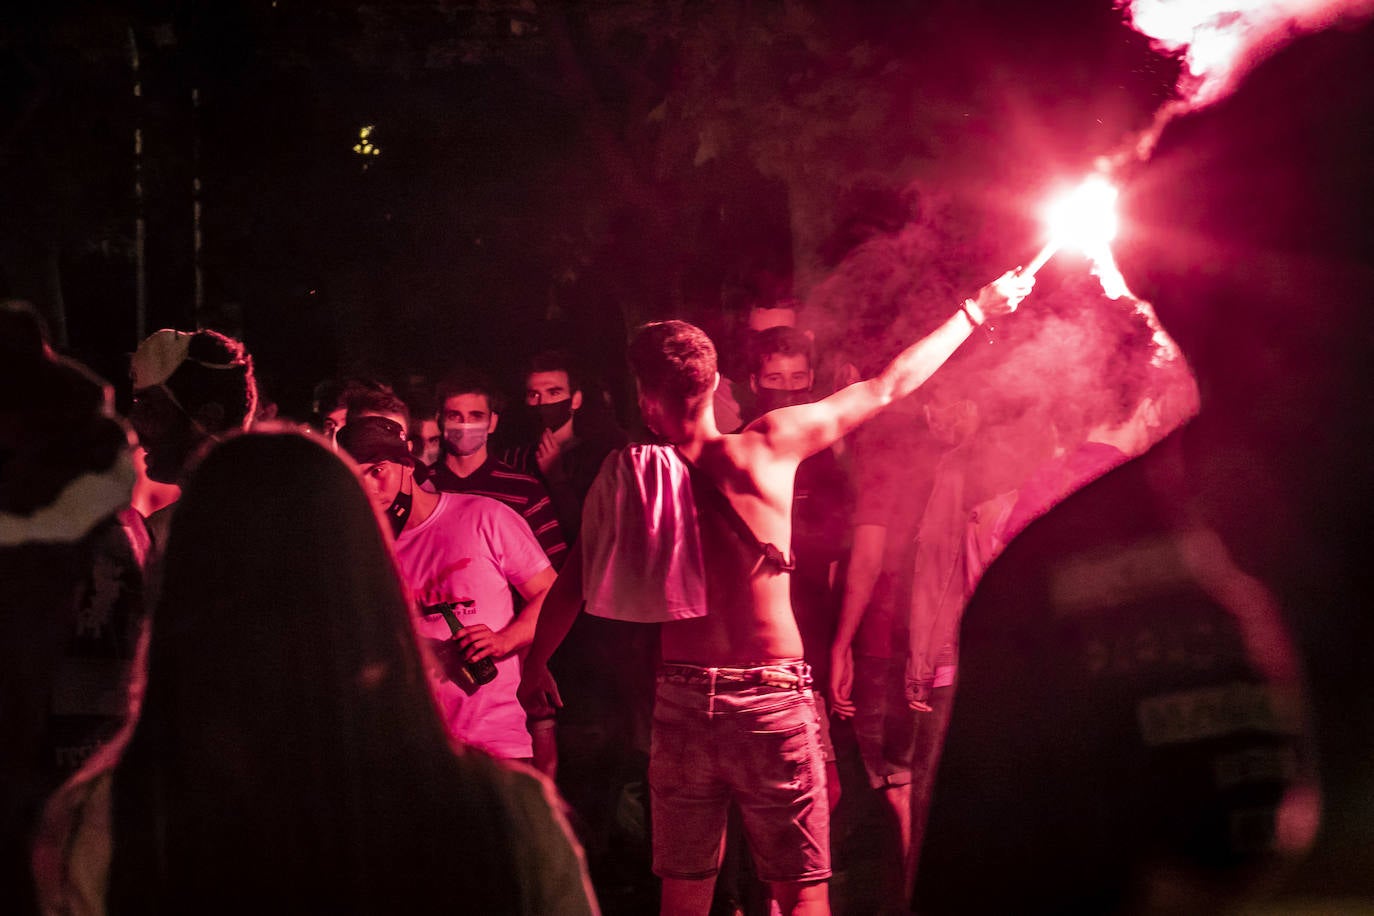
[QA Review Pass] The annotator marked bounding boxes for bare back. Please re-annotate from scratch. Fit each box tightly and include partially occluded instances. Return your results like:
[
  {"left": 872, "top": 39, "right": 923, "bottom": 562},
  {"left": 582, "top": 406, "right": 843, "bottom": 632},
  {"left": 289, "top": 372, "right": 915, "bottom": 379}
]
[
  {"left": 656, "top": 303, "right": 1016, "bottom": 665},
  {"left": 660, "top": 431, "right": 805, "bottom": 665}
]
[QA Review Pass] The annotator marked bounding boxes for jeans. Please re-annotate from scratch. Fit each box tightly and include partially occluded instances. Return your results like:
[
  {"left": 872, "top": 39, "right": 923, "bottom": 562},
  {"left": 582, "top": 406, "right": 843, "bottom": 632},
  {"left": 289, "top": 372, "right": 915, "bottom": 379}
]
[{"left": 649, "top": 663, "right": 830, "bottom": 883}]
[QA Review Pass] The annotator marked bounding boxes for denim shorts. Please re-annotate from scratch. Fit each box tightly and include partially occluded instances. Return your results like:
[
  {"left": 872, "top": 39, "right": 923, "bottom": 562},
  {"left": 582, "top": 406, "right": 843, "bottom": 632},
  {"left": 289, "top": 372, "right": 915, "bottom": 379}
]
[{"left": 649, "top": 662, "right": 831, "bottom": 883}]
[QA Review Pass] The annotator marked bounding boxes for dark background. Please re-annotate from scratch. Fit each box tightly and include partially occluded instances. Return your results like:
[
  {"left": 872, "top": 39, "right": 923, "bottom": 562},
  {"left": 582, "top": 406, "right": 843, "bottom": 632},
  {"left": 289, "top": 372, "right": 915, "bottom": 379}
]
[{"left": 0, "top": 0, "right": 1177, "bottom": 416}]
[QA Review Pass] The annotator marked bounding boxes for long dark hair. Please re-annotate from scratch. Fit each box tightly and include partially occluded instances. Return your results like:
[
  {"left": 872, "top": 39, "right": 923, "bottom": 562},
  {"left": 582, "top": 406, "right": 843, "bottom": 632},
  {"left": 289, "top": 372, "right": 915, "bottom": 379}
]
[{"left": 106, "top": 429, "right": 528, "bottom": 913}]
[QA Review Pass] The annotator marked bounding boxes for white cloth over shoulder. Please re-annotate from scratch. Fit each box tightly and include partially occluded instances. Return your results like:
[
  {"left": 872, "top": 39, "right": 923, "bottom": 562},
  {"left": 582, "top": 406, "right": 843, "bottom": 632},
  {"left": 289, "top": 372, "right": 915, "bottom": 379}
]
[{"left": 580, "top": 444, "right": 708, "bottom": 622}]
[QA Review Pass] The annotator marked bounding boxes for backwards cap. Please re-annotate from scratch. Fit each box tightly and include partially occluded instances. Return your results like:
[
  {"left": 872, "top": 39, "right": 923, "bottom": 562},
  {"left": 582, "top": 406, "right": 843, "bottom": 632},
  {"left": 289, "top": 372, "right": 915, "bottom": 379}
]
[{"left": 131, "top": 329, "right": 249, "bottom": 390}]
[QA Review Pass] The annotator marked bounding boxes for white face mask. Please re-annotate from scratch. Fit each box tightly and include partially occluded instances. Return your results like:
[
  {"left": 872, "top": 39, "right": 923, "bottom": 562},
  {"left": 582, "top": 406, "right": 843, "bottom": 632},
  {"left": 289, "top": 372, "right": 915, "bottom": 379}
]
[{"left": 444, "top": 422, "right": 489, "bottom": 457}]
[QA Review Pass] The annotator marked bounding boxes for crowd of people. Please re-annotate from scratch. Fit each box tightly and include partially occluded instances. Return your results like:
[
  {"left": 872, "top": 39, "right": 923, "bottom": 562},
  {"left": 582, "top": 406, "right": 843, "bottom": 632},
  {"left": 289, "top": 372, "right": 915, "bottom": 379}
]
[
  {"left": 0, "top": 255, "right": 1184, "bottom": 915},
  {"left": 4, "top": 16, "right": 1374, "bottom": 915}
]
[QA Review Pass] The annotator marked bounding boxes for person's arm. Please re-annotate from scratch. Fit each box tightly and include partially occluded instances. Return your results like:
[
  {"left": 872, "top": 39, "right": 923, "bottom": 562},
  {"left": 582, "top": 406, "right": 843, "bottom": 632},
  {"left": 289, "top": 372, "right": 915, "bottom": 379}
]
[
  {"left": 517, "top": 543, "right": 585, "bottom": 719},
  {"left": 505, "top": 566, "right": 558, "bottom": 653},
  {"left": 457, "top": 565, "right": 556, "bottom": 662},
  {"left": 524, "top": 543, "right": 583, "bottom": 670},
  {"left": 748, "top": 273, "right": 1031, "bottom": 463},
  {"left": 830, "top": 523, "right": 887, "bottom": 719}
]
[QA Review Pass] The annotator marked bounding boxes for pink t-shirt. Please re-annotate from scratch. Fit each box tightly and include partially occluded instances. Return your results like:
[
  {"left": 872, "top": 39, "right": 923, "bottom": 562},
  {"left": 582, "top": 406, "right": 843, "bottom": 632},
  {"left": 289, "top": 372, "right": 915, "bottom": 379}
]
[{"left": 394, "top": 492, "right": 550, "bottom": 759}]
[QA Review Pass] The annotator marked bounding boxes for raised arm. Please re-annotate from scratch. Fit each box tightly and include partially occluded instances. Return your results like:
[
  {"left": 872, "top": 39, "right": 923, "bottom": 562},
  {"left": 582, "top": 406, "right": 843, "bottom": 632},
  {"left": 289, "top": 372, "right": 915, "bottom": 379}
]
[{"left": 749, "top": 271, "right": 1032, "bottom": 462}]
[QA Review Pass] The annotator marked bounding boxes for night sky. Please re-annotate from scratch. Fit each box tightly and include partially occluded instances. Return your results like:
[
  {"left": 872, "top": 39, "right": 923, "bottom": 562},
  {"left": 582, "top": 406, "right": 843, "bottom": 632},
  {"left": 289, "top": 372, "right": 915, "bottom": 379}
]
[{"left": 0, "top": 1, "right": 1176, "bottom": 416}]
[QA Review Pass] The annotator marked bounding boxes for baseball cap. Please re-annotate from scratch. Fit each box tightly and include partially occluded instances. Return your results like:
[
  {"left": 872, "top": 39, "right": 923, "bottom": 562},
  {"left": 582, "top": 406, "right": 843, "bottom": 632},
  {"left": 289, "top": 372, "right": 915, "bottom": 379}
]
[{"left": 336, "top": 415, "right": 414, "bottom": 467}]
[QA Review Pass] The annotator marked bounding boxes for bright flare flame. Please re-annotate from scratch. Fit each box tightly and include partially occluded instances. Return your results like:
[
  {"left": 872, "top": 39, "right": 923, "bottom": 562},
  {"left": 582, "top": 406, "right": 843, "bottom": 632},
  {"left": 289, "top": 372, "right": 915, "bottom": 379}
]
[
  {"left": 1021, "top": 177, "right": 1121, "bottom": 280},
  {"left": 1089, "top": 245, "right": 1134, "bottom": 301},
  {"left": 1020, "top": 177, "right": 1134, "bottom": 300},
  {"left": 1046, "top": 177, "right": 1119, "bottom": 254}
]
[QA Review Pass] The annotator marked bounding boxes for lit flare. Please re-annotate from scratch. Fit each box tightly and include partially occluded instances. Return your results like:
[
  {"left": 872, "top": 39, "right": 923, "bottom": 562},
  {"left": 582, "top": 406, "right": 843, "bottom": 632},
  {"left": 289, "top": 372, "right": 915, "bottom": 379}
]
[{"left": 1020, "top": 176, "right": 1120, "bottom": 279}]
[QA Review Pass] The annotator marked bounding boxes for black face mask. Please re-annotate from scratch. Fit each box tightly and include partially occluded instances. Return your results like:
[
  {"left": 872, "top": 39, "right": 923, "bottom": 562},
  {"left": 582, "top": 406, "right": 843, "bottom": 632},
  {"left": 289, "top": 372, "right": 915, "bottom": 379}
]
[
  {"left": 533, "top": 399, "right": 574, "bottom": 431},
  {"left": 385, "top": 486, "right": 413, "bottom": 537},
  {"left": 640, "top": 422, "right": 671, "bottom": 446},
  {"left": 754, "top": 387, "right": 814, "bottom": 415}
]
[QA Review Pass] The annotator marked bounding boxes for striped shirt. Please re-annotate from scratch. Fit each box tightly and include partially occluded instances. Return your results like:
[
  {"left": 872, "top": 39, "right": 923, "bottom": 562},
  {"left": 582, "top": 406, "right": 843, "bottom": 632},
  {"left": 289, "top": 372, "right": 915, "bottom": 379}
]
[
  {"left": 501, "top": 430, "right": 626, "bottom": 544},
  {"left": 428, "top": 456, "right": 569, "bottom": 569}
]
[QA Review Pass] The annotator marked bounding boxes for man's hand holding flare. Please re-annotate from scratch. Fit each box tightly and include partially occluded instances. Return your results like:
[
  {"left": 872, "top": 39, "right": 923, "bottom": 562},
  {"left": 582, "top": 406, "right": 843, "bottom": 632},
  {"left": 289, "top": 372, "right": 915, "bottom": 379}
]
[{"left": 962, "top": 270, "right": 1035, "bottom": 327}]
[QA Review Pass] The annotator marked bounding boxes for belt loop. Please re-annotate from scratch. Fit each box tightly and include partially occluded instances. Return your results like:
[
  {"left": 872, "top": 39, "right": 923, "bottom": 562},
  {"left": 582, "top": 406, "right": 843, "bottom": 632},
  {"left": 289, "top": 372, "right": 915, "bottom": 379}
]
[{"left": 708, "top": 667, "right": 717, "bottom": 717}]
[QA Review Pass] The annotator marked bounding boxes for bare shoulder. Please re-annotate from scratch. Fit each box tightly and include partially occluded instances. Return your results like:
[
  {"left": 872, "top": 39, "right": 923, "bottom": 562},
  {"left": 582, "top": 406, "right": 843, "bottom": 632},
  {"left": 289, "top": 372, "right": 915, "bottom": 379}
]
[
  {"left": 735, "top": 417, "right": 808, "bottom": 469},
  {"left": 731, "top": 414, "right": 802, "bottom": 462},
  {"left": 736, "top": 398, "right": 849, "bottom": 463},
  {"left": 697, "top": 430, "right": 795, "bottom": 508},
  {"left": 690, "top": 433, "right": 754, "bottom": 491}
]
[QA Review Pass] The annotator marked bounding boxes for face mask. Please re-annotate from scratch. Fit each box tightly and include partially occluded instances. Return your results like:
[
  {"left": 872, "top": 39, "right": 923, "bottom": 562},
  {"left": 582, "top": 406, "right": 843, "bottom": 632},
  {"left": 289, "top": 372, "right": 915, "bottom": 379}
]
[
  {"left": 444, "top": 422, "right": 489, "bottom": 457},
  {"left": 641, "top": 420, "right": 671, "bottom": 445},
  {"left": 534, "top": 399, "right": 574, "bottom": 431},
  {"left": 385, "top": 486, "right": 413, "bottom": 538},
  {"left": 754, "top": 387, "right": 814, "bottom": 414}
]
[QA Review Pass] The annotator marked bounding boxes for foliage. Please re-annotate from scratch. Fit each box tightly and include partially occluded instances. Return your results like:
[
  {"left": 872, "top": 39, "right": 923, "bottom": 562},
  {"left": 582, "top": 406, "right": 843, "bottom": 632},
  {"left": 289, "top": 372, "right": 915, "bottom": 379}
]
[{"left": 0, "top": 0, "right": 1176, "bottom": 409}]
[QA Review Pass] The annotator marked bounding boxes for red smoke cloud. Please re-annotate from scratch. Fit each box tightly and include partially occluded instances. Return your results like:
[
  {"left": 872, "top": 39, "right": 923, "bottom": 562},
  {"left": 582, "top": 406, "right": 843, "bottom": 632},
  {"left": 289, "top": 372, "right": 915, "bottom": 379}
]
[{"left": 1121, "top": 0, "right": 1374, "bottom": 109}]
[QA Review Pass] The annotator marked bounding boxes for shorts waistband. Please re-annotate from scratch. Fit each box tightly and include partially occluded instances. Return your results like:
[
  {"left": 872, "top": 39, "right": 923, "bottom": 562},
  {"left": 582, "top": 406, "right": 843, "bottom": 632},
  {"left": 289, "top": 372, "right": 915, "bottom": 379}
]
[{"left": 658, "top": 661, "right": 813, "bottom": 691}]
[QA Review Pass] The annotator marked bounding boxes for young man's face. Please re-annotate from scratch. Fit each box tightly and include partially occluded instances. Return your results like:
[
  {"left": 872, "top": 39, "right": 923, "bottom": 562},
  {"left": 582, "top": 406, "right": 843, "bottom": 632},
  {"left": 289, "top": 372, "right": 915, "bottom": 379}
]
[
  {"left": 322, "top": 406, "right": 347, "bottom": 443},
  {"left": 442, "top": 393, "right": 497, "bottom": 432},
  {"left": 751, "top": 353, "right": 813, "bottom": 393},
  {"left": 413, "top": 417, "right": 442, "bottom": 465},
  {"left": 128, "top": 385, "right": 200, "bottom": 484},
  {"left": 356, "top": 459, "right": 408, "bottom": 509},
  {"left": 525, "top": 370, "right": 583, "bottom": 411}
]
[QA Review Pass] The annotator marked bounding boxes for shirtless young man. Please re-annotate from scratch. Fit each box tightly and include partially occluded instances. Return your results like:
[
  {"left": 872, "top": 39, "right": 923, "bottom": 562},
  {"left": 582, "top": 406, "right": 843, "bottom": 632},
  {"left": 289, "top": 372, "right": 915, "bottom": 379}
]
[{"left": 519, "top": 272, "right": 1030, "bottom": 916}]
